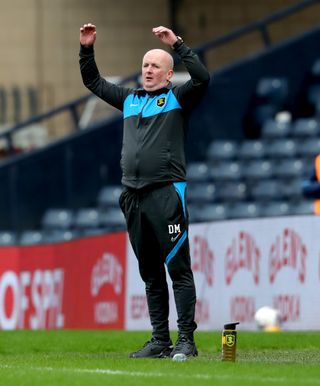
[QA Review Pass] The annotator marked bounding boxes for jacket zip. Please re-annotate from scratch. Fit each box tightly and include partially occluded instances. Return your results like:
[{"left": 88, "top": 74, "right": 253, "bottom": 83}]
[{"left": 135, "top": 96, "right": 150, "bottom": 181}]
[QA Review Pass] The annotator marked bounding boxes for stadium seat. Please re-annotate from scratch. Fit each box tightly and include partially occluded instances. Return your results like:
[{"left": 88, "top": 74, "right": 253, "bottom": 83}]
[
  {"left": 261, "top": 119, "right": 291, "bottom": 138},
  {"left": 73, "top": 208, "right": 101, "bottom": 229},
  {"left": 19, "top": 230, "right": 45, "bottom": 245},
  {"left": 97, "top": 185, "right": 122, "bottom": 209},
  {"left": 187, "top": 182, "right": 216, "bottom": 203},
  {"left": 288, "top": 199, "right": 314, "bottom": 215},
  {"left": 238, "top": 140, "right": 266, "bottom": 160},
  {"left": 81, "top": 228, "right": 110, "bottom": 237},
  {"left": 273, "top": 158, "right": 304, "bottom": 178},
  {"left": 264, "top": 138, "right": 297, "bottom": 158},
  {"left": 278, "top": 178, "right": 304, "bottom": 200},
  {"left": 43, "top": 229, "right": 80, "bottom": 243},
  {"left": 228, "top": 202, "right": 261, "bottom": 219},
  {"left": 215, "top": 181, "right": 248, "bottom": 202},
  {"left": 0, "top": 231, "right": 17, "bottom": 246},
  {"left": 186, "top": 162, "right": 211, "bottom": 182},
  {"left": 256, "top": 77, "right": 289, "bottom": 106},
  {"left": 249, "top": 179, "right": 280, "bottom": 201},
  {"left": 291, "top": 118, "right": 320, "bottom": 137},
  {"left": 41, "top": 208, "right": 74, "bottom": 230},
  {"left": 301, "top": 157, "right": 316, "bottom": 177},
  {"left": 210, "top": 161, "right": 242, "bottom": 181},
  {"left": 206, "top": 140, "right": 238, "bottom": 161},
  {"left": 260, "top": 201, "right": 290, "bottom": 217},
  {"left": 188, "top": 203, "right": 229, "bottom": 222},
  {"left": 297, "top": 138, "right": 320, "bottom": 157},
  {"left": 241, "top": 159, "right": 274, "bottom": 180},
  {"left": 99, "top": 208, "right": 126, "bottom": 231}
]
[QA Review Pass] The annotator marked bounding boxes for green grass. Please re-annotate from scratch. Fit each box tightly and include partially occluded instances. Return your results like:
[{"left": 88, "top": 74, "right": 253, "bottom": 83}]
[{"left": 0, "top": 330, "right": 319, "bottom": 386}]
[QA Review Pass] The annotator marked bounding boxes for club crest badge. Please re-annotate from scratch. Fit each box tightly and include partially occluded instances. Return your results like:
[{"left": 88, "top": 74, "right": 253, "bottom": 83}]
[{"left": 157, "top": 97, "right": 166, "bottom": 107}]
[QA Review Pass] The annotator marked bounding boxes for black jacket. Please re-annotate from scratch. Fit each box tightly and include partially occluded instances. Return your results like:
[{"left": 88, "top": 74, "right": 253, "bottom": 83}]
[{"left": 79, "top": 42, "right": 210, "bottom": 189}]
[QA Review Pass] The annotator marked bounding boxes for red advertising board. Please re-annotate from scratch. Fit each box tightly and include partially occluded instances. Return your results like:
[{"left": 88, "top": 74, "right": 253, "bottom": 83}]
[{"left": 0, "top": 232, "right": 127, "bottom": 330}]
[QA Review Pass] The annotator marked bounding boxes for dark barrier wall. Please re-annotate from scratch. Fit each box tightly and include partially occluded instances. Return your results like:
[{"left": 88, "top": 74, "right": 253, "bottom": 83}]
[
  {"left": 0, "top": 117, "right": 123, "bottom": 231},
  {"left": 0, "top": 27, "right": 319, "bottom": 231}
]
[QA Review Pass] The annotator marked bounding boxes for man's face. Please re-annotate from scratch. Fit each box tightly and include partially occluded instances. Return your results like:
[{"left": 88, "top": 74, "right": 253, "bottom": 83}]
[{"left": 142, "top": 49, "right": 173, "bottom": 92}]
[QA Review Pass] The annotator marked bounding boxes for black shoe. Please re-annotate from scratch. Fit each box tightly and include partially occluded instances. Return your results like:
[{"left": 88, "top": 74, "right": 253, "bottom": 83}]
[
  {"left": 129, "top": 337, "right": 173, "bottom": 358},
  {"left": 170, "top": 334, "right": 198, "bottom": 358}
]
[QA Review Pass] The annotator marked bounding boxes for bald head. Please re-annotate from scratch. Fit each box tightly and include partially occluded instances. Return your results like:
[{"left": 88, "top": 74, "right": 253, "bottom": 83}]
[{"left": 142, "top": 49, "right": 174, "bottom": 92}]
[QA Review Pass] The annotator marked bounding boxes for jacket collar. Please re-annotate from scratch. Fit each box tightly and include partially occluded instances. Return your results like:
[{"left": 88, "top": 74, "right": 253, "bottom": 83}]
[{"left": 136, "top": 82, "right": 173, "bottom": 97}]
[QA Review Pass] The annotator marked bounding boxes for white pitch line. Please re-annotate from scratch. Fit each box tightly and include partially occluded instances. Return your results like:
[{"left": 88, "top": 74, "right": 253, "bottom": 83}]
[{"left": 0, "top": 364, "right": 319, "bottom": 384}]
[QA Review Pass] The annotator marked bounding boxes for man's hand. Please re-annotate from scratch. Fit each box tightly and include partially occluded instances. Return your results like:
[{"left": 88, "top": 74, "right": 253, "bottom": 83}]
[
  {"left": 152, "top": 26, "right": 178, "bottom": 46},
  {"left": 80, "top": 23, "right": 97, "bottom": 47}
]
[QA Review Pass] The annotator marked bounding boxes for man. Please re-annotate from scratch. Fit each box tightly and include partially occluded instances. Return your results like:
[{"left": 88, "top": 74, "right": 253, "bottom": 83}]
[{"left": 79, "top": 24, "right": 210, "bottom": 358}]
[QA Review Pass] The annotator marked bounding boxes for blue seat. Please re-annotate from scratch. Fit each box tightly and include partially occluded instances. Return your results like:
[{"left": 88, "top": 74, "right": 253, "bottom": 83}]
[
  {"left": 19, "top": 230, "right": 45, "bottom": 245},
  {"left": 99, "top": 208, "right": 126, "bottom": 231},
  {"left": 288, "top": 199, "right": 314, "bottom": 215},
  {"left": 260, "top": 201, "right": 290, "bottom": 217},
  {"left": 42, "top": 208, "right": 74, "bottom": 230},
  {"left": 278, "top": 178, "right": 304, "bottom": 200},
  {"left": 249, "top": 179, "right": 280, "bottom": 201},
  {"left": 188, "top": 203, "right": 229, "bottom": 222},
  {"left": 210, "top": 161, "right": 242, "bottom": 181},
  {"left": 74, "top": 208, "right": 101, "bottom": 229},
  {"left": 186, "top": 162, "right": 211, "bottom": 182},
  {"left": 264, "top": 139, "right": 297, "bottom": 158},
  {"left": 215, "top": 181, "right": 248, "bottom": 202},
  {"left": 206, "top": 140, "right": 238, "bottom": 161},
  {"left": 187, "top": 182, "right": 216, "bottom": 203},
  {"left": 0, "top": 231, "right": 17, "bottom": 246},
  {"left": 242, "top": 159, "right": 274, "bottom": 180},
  {"left": 97, "top": 185, "right": 122, "bottom": 209},
  {"left": 228, "top": 202, "right": 261, "bottom": 219},
  {"left": 273, "top": 159, "right": 304, "bottom": 178},
  {"left": 238, "top": 140, "right": 266, "bottom": 160},
  {"left": 297, "top": 138, "right": 320, "bottom": 157},
  {"left": 256, "top": 77, "right": 289, "bottom": 106},
  {"left": 261, "top": 119, "right": 291, "bottom": 138},
  {"left": 43, "top": 229, "right": 80, "bottom": 243},
  {"left": 292, "top": 118, "right": 320, "bottom": 137}
]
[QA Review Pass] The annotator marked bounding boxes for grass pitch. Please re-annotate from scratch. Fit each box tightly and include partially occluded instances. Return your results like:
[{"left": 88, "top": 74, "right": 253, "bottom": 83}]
[{"left": 0, "top": 330, "right": 319, "bottom": 386}]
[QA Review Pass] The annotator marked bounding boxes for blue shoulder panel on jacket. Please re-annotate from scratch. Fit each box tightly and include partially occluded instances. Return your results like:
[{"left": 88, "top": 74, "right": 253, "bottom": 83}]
[{"left": 123, "top": 90, "right": 181, "bottom": 119}]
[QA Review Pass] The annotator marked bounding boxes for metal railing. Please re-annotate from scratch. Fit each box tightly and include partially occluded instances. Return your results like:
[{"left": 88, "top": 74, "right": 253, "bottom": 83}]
[{"left": 0, "top": 0, "right": 318, "bottom": 155}]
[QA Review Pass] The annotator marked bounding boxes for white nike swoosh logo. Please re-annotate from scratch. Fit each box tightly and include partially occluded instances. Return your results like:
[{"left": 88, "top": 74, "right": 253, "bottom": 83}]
[{"left": 171, "top": 233, "right": 181, "bottom": 242}]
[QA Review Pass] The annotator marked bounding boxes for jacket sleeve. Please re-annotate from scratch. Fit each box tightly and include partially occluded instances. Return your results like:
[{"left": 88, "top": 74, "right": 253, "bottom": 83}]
[
  {"left": 173, "top": 43, "right": 210, "bottom": 109},
  {"left": 79, "top": 45, "right": 130, "bottom": 111}
]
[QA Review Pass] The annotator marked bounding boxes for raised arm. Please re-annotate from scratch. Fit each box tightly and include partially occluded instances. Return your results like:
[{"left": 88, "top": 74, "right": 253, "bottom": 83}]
[
  {"left": 152, "top": 26, "right": 179, "bottom": 47},
  {"left": 152, "top": 26, "right": 210, "bottom": 107},
  {"left": 79, "top": 23, "right": 129, "bottom": 110}
]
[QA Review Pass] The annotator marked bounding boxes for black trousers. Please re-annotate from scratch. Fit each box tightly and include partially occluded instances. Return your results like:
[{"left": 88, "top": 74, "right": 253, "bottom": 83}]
[{"left": 119, "top": 182, "right": 197, "bottom": 340}]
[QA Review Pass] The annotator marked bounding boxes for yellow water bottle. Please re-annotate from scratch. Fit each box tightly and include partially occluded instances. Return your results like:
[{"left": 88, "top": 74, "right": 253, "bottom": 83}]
[{"left": 222, "top": 322, "right": 239, "bottom": 362}]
